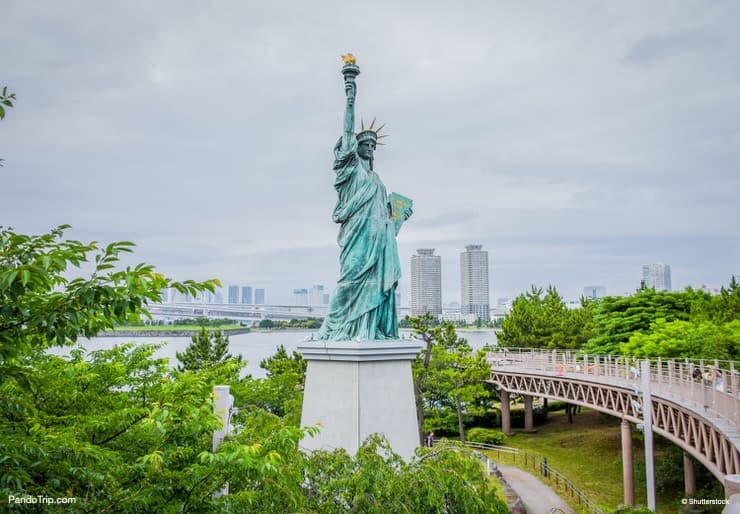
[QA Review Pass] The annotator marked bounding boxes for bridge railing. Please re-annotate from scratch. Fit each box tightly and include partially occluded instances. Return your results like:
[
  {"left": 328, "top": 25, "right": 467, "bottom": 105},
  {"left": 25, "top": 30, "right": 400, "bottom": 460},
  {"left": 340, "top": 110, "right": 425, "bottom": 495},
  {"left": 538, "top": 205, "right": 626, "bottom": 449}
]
[{"left": 486, "top": 348, "right": 740, "bottom": 428}]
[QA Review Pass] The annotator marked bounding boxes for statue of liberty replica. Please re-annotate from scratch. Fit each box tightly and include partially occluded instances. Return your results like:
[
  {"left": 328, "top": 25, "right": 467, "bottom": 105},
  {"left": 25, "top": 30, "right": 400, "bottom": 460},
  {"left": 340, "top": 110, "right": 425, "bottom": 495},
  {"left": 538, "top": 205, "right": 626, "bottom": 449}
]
[
  {"left": 299, "top": 55, "right": 422, "bottom": 460},
  {"left": 318, "top": 53, "right": 412, "bottom": 342}
]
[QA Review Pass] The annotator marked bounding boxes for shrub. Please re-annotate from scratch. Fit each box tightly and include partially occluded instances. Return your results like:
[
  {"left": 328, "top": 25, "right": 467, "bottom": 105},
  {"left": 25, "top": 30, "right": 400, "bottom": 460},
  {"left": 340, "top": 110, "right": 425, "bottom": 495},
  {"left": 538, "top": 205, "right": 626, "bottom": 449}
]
[
  {"left": 509, "top": 406, "right": 548, "bottom": 428},
  {"left": 467, "top": 428, "right": 506, "bottom": 445}
]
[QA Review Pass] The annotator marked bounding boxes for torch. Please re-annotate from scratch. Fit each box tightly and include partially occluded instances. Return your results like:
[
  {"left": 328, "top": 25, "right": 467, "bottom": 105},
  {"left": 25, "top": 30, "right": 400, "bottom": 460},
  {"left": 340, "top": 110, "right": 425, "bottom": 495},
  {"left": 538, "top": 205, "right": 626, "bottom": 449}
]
[{"left": 341, "top": 53, "right": 360, "bottom": 85}]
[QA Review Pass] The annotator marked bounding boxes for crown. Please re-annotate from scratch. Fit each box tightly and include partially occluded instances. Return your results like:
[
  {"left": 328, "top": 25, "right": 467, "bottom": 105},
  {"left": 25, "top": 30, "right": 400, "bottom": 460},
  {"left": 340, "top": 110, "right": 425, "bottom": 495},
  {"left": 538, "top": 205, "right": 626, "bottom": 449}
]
[{"left": 356, "top": 118, "right": 388, "bottom": 146}]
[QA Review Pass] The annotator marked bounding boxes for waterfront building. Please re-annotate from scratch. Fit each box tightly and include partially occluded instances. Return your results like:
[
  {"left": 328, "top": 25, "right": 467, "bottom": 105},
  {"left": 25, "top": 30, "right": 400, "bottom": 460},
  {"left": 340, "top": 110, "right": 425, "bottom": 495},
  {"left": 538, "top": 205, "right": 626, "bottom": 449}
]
[
  {"left": 228, "top": 285, "right": 239, "bottom": 304},
  {"left": 642, "top": 263, "right": 672, "bottom": 291},
  {"left": 241, "top": 286, "right": 253, "bottom": 304},
  {"left": 460, "top": 244, "right": 490, "bottom": 322},
  {"left": 309, "top": 285, "right": 328, "bottom": 306},
  {"left": 410, "top": 248, "right": 442, "bottom": 317},
  {"left": 583, "top": 285, "right": 607, "bottom": 299},
  {"left": 292, "top": 288, "right": 309, "bottom": 305},
  {"left": 254, "top": 288, "right": 265, "bottom": 304}
]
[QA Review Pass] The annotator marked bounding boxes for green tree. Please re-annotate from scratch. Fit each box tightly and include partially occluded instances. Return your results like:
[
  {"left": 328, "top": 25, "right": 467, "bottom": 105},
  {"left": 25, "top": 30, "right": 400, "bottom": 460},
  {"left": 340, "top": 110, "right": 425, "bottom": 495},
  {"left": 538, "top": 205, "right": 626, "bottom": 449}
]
[
  {"left": 176, "top": 327, "right": 241, "bottom": 372},
  {"left": 236, "top": 345, "right": 307, "bottom": 424},
  {"left": 227, "top": 409, "right": 508, "bottom": 513},
  {"left": 620, "top": 318, "right": 740, "bottom": 360},
  {"left": 0, "top": 225, "right": 217, "bottom": 383},
  {"left": 259, "top": 344, "right": 307, "bottom": 377},
  {"left": 409, "top": 315, "right": 492, "bottom": 441},
  {"left": 409, "top": 313, "right": 459, "bottom": 442},
  {"left": 0, "top": 334, "right": 301, "bottom": 511},
  {"left": 583, "top": 288, "right": 694, "bottom": 355},
  {"left": 563, "top": 297, "right": 596, "bottom": 348},
  {"left": 690, "top": 277, "right": 740, "bottom": 324},
  {"left": 0, "top": 86, "right": 15, "bottom": 166},
  {"left": 0, "top": 86, "right": 15, "bottom": 120},
  {"left": 498, "top": 286, "right": 547, "bottom": 347},
  {"left": 498, "top": 285, "right": 588, "bottom": 349}
]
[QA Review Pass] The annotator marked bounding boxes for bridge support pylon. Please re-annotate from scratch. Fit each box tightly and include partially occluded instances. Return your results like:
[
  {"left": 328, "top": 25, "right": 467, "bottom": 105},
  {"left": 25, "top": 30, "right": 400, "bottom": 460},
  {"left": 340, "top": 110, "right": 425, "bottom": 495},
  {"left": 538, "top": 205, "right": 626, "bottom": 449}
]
[
  {"left": 523, "top": 395, "right": 535, "bottom": 432},
  {"left": 621, "top": 419, "right": 634, "bottom": 507},
  {"left": 683, "top": 452, "right": 696, "bottom": 497},
  {"left": 500, "top": 390, "right": 512, "bottom": 435}
]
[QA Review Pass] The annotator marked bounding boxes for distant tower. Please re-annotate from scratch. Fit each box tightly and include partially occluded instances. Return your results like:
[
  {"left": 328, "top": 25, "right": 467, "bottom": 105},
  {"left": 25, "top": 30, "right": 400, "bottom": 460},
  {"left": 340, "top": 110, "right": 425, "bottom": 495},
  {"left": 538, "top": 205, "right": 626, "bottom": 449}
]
[
  {"left": 460, "top": 244, "right": 490, "bottom": 322},
  {"left": 292, "top": 288, "right": 309, "bottom": 305},
  {"left": 411, "top": 248, "right": 442, "bottom": 317},
  {"left": 309, "top": 285, "right": 325, "bottom": 306},
  {"left": 642, "top": 264, "right": 671, "bottom": 292},
  {"left": 241, "top": 286, "right": 253, "bottom": 304},
  {"left": 254, "top": 288, "right": 265, "bottom": 304},
  {"left": 228, "top": 285, "right": 239, "bottom": 304},
  {"left": 583, "top": 285, "right": 607, "bottom": 299}
]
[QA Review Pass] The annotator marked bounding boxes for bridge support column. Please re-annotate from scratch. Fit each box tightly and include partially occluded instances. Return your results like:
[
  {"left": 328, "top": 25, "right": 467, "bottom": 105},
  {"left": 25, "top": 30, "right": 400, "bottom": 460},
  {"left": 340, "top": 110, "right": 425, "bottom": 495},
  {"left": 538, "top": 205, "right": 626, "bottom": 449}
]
[
  {"left": 724, "top": 475, "right": 740, "bottom": 499},
  {"left": 621, "top": 420, "right": 635, "bottom": 507},
  {"left": 500, "top": 390, "right": 512, "bottom": 435},
  {"left": 683, "top": 452, "right": 696, "bottom": 497},
  {"left": 523, "top": 395, "right": 534, "bottom": 432}
]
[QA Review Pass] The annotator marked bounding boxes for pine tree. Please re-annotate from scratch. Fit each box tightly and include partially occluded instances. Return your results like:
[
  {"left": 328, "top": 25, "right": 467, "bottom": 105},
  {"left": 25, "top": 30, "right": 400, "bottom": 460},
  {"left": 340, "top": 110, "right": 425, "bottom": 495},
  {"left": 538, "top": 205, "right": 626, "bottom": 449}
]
[{"left": 176, "top": 328, "right": 240, "bottom": 372}]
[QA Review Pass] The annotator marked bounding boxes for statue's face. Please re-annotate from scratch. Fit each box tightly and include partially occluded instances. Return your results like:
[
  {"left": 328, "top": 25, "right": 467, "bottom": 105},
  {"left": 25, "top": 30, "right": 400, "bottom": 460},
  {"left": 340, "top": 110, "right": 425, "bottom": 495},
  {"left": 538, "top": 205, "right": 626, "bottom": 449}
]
[{"left": 358, "top": 140, "right": 376, "bottom": 160}]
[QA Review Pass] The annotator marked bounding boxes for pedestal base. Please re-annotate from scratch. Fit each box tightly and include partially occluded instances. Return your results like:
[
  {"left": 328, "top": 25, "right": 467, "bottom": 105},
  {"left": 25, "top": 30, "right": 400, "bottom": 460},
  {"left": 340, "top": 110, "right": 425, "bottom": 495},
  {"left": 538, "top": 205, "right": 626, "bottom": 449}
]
[{"left": 298, "top": 340, "right": 423, "bottom": 461}]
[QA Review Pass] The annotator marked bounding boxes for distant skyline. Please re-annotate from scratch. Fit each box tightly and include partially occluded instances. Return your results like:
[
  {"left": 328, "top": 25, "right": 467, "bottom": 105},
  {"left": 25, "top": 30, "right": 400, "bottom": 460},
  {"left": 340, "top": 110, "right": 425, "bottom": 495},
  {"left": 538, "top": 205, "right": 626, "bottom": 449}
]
[{"left": 1, "top": 2, "right": 738, "bottom": 305}]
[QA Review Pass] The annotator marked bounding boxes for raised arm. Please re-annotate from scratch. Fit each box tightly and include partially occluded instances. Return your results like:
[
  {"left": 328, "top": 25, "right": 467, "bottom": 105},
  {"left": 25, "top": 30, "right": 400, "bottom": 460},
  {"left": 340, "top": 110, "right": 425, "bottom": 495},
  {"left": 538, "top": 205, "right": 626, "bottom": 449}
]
[{"left": 342, "top": 80, "right": 356, "bottom": 152}]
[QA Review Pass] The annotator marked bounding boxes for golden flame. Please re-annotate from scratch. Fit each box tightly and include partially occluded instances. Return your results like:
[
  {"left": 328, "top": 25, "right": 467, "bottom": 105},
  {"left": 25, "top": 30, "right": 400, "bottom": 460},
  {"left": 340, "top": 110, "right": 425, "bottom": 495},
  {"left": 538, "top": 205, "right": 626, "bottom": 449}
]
[{"left": 342, "top": 53, "right": 356, "bottom": 65}]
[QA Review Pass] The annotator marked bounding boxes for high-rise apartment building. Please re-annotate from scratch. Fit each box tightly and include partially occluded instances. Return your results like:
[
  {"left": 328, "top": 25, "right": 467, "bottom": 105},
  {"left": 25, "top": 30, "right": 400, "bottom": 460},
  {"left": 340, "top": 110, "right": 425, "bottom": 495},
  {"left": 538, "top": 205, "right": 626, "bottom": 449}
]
[
  {"left": 309, "top": 285, "right": 328, "bottom": 306},
  {"left": 241, "top": 286, "right": 253, "bottom": 304},
  {"left": 227, "top": 285, "right": 239, "bottom": 304},
  {"left": 410, "top": 248, "right": 442, "bottom": 317},
  {"left": 292, "top": 288, "right": 309, "bottom": 305},
  {"left": 460, "top": 244, "right": 490, "bottom": 322},
  {"left": 642, "top": 264, "right": 671, "bottom": 291},
  {"left": 583, "top": 286, "right": 607, "bottom": 299},
  {"left": 254, "top": 288, "right": 265, "bottom": 304}
]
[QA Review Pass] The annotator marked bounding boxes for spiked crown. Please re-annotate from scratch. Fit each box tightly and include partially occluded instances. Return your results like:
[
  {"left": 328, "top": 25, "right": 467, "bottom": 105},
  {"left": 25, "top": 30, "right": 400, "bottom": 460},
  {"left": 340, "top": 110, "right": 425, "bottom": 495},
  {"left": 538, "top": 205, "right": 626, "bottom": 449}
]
[{"left": 356, "top": 118, "right": 387, "bottom": 146}]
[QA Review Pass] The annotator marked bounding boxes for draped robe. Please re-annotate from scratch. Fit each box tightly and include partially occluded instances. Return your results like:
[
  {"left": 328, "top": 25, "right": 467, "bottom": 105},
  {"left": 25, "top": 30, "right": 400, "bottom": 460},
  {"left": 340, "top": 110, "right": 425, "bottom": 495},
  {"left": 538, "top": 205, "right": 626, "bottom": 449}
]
[{"left": 318, "top": 137, "right": 401, "bottom": 341}]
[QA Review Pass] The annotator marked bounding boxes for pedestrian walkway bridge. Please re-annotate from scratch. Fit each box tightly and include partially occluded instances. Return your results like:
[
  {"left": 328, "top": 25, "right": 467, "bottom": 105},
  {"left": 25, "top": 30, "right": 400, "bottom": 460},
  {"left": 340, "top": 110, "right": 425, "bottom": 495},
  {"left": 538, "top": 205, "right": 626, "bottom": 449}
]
[{"left": 486, "top": 349, "right": 740, "bottom": 489}]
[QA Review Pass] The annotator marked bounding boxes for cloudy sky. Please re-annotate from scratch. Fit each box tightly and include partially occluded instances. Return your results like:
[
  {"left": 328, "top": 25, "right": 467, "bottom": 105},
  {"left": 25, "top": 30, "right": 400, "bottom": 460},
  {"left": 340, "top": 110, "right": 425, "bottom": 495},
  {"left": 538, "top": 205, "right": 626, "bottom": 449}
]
[{"left": 2, "top": 1, "right": 739, "bottom": 305}]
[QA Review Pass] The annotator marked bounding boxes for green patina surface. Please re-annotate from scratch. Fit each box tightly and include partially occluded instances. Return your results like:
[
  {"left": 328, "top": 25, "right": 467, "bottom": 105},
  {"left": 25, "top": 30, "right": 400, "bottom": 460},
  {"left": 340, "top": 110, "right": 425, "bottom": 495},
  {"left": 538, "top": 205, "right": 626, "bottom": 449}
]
[{"left": 318, "top": 57, "right": 412, "bottom": 342}]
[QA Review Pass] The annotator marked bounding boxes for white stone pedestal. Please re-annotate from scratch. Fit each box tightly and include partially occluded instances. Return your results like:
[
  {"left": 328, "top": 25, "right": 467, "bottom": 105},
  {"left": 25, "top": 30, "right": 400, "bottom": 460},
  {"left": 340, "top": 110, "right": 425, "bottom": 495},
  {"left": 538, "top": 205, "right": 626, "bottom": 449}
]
[{"left": 298, "top": 340, "right": 424, "bottom": 461}]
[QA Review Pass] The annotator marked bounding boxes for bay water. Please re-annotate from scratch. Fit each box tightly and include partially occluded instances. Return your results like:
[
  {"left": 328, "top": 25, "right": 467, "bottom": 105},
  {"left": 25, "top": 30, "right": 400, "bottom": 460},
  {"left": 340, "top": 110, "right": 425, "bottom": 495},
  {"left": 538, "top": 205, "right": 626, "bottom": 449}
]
[{"left": 69, "top": 330, "right": 498, "bottom": 378}]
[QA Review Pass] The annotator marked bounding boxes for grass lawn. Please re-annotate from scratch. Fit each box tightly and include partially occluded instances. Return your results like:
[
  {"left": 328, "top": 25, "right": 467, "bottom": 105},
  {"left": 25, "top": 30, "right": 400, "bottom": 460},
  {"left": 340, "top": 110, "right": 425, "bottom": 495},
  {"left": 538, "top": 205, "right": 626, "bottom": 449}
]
[{"left": 486, "top": 408, "right": 688, "bottom": 513}]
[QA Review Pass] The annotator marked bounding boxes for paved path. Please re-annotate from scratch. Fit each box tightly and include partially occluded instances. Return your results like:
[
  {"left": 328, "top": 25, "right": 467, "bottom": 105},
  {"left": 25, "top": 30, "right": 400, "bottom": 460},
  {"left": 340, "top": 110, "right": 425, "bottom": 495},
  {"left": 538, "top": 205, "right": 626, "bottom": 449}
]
[{"left": 496, "top": 464, "right": 575, "bottom": 514}]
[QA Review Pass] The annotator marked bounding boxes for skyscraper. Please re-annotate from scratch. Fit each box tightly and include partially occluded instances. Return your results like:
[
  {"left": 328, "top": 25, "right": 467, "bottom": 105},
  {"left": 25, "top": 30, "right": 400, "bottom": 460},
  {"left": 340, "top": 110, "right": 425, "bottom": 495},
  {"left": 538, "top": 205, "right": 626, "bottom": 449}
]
[
  {"left": 642, "top": 264, "right": 672, "bottom": 291},
  {"left": 411, "top": 248, "right": 442, "bottom": 317},
  {"left": 309, "top": 285, "right": 327, "bottom": 306},
  {"left": 241, "top": 286, "right": 253, "bottom": 304},
  {"left": 254, "top": 288, "right": 265, "bottom": 304},
  {"left": 460, "top": 244, "right": 490, "bottom": 322},
  {"left": 292, "top": 288, "right": 309, "bottom": 305},
  {"left": 227, "top": 285, "right": 239, "bottom": 304},
  {"left": 583, "top": 285, "right": 607, "bottom": 299}
]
